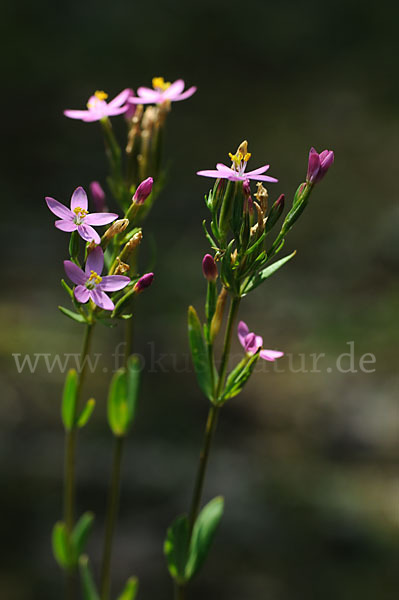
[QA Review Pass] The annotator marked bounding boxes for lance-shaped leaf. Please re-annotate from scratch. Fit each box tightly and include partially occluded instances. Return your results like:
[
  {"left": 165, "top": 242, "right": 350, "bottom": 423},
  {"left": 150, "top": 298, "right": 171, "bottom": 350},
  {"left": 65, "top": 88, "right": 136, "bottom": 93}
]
[
  {"left": 220, "top": 351, "right": 260, "bottom": 403},
  {"left": 79, "top": 555, "right": 100, "bottom": 600},
  {"left": 164, "top": 515, "right": 190, "bottom": 584},
  {"left": 107, "top": 357, "right": 141, "bottom": 436},
  {"left": 242, "top": 251, "right": 296, "bottom": 294},
  {"left": 52, "top": 521, "right": 73, "bottom": 569},
  {"left": 188, "top": 306, "right": 213, "bottom": 400},
  {"left": 117, "top": 577, "right": 139, "bottom": 600},
  {"left": 71, "top": 512, "right": 95, "bottom": 560},
  {"left": 185, "top": 496, "right": 224, "bottom": 580},
  {"left": 61, "top": 369, "right": 78, "bottom": 431},
  {"left": 77, "top": 399, "right": 96, "bottom": 428},
  {"left": 58, "top": 305, "right": 87, "bottom": 323}
]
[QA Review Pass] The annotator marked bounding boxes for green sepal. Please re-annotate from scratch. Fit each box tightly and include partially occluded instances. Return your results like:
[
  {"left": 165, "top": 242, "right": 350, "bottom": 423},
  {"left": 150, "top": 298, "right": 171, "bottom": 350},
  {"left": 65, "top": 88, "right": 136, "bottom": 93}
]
[
  {"left": 58, "top": 305, "right": 87, "bottom": 323},
  {"left": 188, "top": 306, "right": 213, "bottom": 401},
  {"left": 245, "top": 231, "right": 266, "bottom": 256},
  {"left": 69, "top": 230, "right": 80, "bottom": 263},
  {"left": 266, "top": 197, "right": 284, "bottom": 232},
  {"left": 219, "top": 351, "right": 260, "bottom": 403},
  {"left": 231, "top": 182, "right": 244, "bottom": 243},
  {"left": 242, "top": 251, "right": 296, "bottom": 294},
  {"left": 117, "top": 577, "right": 139, "bottom": 600},
  {"left": 71, "top": 512, "right": 95, "bottom": 560},
  {"left": 79, "top": 555, "right": 100, "bottom": 600},
  {"left": 61, "top": 369, "right": 78, "bottom": 431},
  {"left": 77, "top": 398, "right": 96, "bottom": 428},
  {"left": 111, "top": 287, "right": 135, "bottom": 318},
  {"left": 164, "top": 515, "right": 190, "bottom": 584},
  {"left": 107, "top": 356, "right": 141, "bottom": 436},
  {"left": 202, "top": 220, "right": 217, "bottom": 249},
  {"left": 61, "top": 279, "right": 73, "bottom": 298},
  {"left": 281, "top": 183, "right": 312, "bottom": 235},
  {"left": 52, "top": 521, "right": 73, "bottom": 569},
  {"left": 218, "top": 181, "right": 235, "bottom": 243},
  {"left": 185, "top": 496, "right": 224, "bottom": 580}
]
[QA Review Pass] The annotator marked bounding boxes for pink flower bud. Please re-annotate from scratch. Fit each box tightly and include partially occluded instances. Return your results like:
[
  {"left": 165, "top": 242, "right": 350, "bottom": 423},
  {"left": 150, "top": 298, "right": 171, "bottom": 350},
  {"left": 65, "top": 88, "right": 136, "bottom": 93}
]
[
  {"left": 134, "top": 272, "right": 154, "bottom": 293},
  {"left": 133, "top": 177, "right": 153, "bottom": 205},
  {"left": 202, "top": 254, "right": 218, "bottom": 282},
  {"left": 89, "top": 181, "right": 106, "bottom": 212},
  {"left": 306, "top": 147, "right": 334, "bottom": 184}
]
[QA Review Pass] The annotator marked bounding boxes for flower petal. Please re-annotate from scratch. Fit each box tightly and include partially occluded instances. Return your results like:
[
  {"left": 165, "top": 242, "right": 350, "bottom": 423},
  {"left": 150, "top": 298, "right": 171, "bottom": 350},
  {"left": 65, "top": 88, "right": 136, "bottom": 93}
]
[
  {"left": 162, "top": 79, "right": 185, "bottom": 98},
  {"left": 106, "top": 105, "right": 129, "bottom": 117},
  {"left": 85, "top": 246, "right": 104, "bottom": 276},
  {"left": 260, "top": 349, "right": 284, "bottom": 361},
  {"left": 197, "top": 169, "right": 228, "bottom": 178},
  {"left": 237, "top": 321, "right": 249, "bottom": 349},
  {"left": 100, "top": 275, "right": 130, "bottom": 292},
  {"left": 55, "top": 220, "right": 77, "bottom": 232},
  {"left": 90, "top": 289, "right": 114, "bottom": 310},
  {"left": 70, "top": 186, "right": 88, "bottom": 211},
  {"left": 249, "top": 174, "right": 278, "bottom": 183},
  {"left": 172, "top": 86, "right": 197, "bottom": 101},
  {"left": 246, "top": 165, "right": 270, "bottom": 176},
  {"left": 77, "top": 224, "right": 101, "bottom": 244},
  {"left": 46, "top": 197, "right": 73, "bottom": 220},
  {"left": 64, "top": 261, "right": 87, "bottom": 285},
  {"left": 108, "top": 88, "right": 132, "bottom": 108},
  {"left": 83, "top": 212, "right": 118, "bottom": 226},
  {"left": 64, "top": 109, "right": 91, "bottom": 120},
  {"left": 74, "top": 285, "right": 90, "bottom": 304},
  {"left": 135, "top": 87, "right": 161, "bottom": 102}
]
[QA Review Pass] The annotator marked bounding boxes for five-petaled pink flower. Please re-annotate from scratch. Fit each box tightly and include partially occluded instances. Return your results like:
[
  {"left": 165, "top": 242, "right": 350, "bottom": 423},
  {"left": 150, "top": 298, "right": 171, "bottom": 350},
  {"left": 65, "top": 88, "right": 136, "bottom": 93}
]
[
  {"left": 238, "top": 321, "right": 284, "bottom": 362},
  {"left": 64, "top": 247, "right": 130, "bottom": 311},
  {"left": 64, "top": 89, "right": 132, "bottom": 122},
  {"left": 46, "top": 186, "right": 118, "bottom": 244},
  {"left": 197, "top": 140, "right": 278, "bottom": 183},
  {"left": 128, "top": 78, "right": 196, "bottom": 106},
  {"left": 306, "top": 147, "right": 334, "bottom": 184}
]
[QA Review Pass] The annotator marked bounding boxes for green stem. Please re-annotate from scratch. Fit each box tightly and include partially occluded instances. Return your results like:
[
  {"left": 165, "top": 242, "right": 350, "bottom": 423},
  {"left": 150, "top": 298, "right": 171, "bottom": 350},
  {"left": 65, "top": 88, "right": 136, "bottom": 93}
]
[
  {"left": 64, "top": 323, "right": 94, "bottom": 531},
  {"left": 174, "top": 581, "right": 186, "bottom": 600},
  {"left": 215, "top": 296, "right": 241, "bottom": 399},
  {"left": 100, "top": 435, "right": 125, "bottom": 600}
]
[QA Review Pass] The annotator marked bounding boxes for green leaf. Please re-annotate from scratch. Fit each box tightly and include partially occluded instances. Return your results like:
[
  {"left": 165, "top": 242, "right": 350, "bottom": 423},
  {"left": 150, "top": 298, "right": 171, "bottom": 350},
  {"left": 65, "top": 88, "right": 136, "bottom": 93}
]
[
  {"left": 164, "top": 515, "right": 190, "bottom": 584},
  {"left": 107, "top": 369, "right": 128, "bottom": 436},
  {"left": 71, "top": 512, "right": 94, "bottom": 560},
  {"left": 117, "top": 577, "right": 139, "bottom": 600},
  {"left": 126, "top": 355, "right": 141, "bottom": 427},
  {"left": 61, "top": 369, "right": 78, "bottom": 431},
  {"left": 77, "top": 398, "right": 96, "bottom": 428},
  {"left": 185, "top": 496, "right": 224, "bottom": 580},
  {"left": 245, "top": 231, "right": 266, "bottom": 256},
  {"left": 242, "top": 251, "right": 296, "bottom": 294},
  {"left": 52, "top": 521, "right": 73, "bottom": 569},
  {"left": 79, "top": 555, "right": 100, "bottom": 600},
  {"left": 220, "top": 352, "right": 260, "bottom": 402},
  {"left": 58, "top": 305, "right": 87, "bottom": 324},
  {"left": 61, "top": 278, "right": 73, "bottom": 298},
  {"left": 69, "top": 230, "right": 80, "bottom": 262},
  {"left": 188, "top": 306, "right": 213, "bottom": 401}
]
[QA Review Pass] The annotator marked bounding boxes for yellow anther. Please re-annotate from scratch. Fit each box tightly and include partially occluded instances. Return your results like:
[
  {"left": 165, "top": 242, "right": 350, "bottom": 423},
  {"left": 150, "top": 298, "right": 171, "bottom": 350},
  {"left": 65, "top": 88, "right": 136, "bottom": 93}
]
[
  {"left": 152, "top": 77, "right": 171, "bottom": 91},
  {"left": 73, "top": 206, "right": 88, "bottom": 217},
  {"left": 94, "top": 90, "right": 108, "bottom": 101},
  {"left": 244, "top": 152, "right": 251, "bottom": 162},
  {"left": 88, "top": 270, "right": 102, "bottom": 285}
]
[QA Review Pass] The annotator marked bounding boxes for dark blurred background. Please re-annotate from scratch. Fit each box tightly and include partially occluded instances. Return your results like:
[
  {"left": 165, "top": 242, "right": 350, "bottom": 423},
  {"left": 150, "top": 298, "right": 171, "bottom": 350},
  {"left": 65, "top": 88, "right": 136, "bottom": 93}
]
[{"left": 1, "top": 0, "right": 398, "bottom": 598}]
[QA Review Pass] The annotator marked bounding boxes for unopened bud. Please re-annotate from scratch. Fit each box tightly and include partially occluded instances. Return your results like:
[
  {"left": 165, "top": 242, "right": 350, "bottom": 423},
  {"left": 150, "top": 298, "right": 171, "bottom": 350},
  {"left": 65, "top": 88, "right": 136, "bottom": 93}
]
[
  {"left": 202, "top": 254, "right": 218, "bottom": 282},
  {"left": 133, "top": 177, "right": 153, "bottom": 205},
  {"left": 133, "top": 272, "right": 154, "bottom": 293},
  {"left": 266, "top": 194, "right": 285, "bottom": 233},
  {"left": 210, "top": 287, "right": 228, "bottom": 342},
  {"left": 89, "top": 181, "right": 106, "bottom": 212},
  {"left": 243, "top": 178, "right": 253, "bottom": 213}
]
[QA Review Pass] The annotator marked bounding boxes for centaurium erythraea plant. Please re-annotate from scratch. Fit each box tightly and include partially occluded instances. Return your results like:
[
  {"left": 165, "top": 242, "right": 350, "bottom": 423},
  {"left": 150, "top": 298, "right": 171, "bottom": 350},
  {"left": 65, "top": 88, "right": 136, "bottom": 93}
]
[{"left": 164, "top": 138, "right": 334, "bottom": 598}]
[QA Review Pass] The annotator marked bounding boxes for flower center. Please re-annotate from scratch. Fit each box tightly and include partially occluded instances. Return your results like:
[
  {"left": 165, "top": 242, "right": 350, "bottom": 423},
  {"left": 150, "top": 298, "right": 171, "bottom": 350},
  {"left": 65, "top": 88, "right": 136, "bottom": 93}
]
[
  {"left": 228, "top": 150, "right": 251, "bottom": 175},
  {"left": 94, "top": 90, "right": 108, "bottom": 101},
  {"left": 73, "top": 206, "right": 88, "bottom": 224},
  {"left": 152, "top": 77, "right": 171, "bottom": 91},
  {"left": 86, "top": 270, "right": 102, "bottom": 289},
  {"left": 87, "top": 90, "right": 108, "bottom": 109}
]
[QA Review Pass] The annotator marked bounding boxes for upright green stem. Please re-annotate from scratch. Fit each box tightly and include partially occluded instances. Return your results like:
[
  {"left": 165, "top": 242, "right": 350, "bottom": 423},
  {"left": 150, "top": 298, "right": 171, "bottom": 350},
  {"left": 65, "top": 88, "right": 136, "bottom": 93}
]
[
  {"left": 100, "top": 435, "right": 125, "bottom": 600},
  {"left": 175, "top": 296, "right": 241, "bottom": 598},
  {"left": 64, "top": 323, "right": 94, "bottom": 532}
]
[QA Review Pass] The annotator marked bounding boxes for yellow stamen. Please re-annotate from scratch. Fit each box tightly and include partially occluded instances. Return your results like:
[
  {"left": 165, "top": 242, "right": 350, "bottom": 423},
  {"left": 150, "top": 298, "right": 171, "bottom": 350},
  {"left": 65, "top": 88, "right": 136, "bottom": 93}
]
[
  {"left": 94, "top": 90, "right": 108, "bottom": 101},
  {"left": 73, "top": 207, "right": 88, "bottom": 217},
  {"left": 152, "top": 77, "right": 171, "bottom": 91},
  {"left": 244, "top": 152, "right": 251, "bottom": 162},
  {"left": 88, "top": 270, "right": 102, "bottom": 285}
]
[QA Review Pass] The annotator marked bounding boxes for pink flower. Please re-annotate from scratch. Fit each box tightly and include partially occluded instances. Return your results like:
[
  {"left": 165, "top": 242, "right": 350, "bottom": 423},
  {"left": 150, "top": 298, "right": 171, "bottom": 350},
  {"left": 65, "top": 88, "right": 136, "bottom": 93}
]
[
  {"left": 197, "top": 141, "right": 278, "bottom": 183},
  {"left": 128, "top": 78, "right": 196, "bottom": 106},
  {"left": 238, "top": 321, "right": 284, "bottom": 362},
  {"left": 306, "top": 147, "right": 334, "bottom": 184},
  {"left": 64, "top": 247, "right": 130, "bottom": 311},
  {"left": 46, "top": 186, "right": 118, "bottom": 244},
  {"left": 64, "top": 89, "right": 132, "bottom": 122}
]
